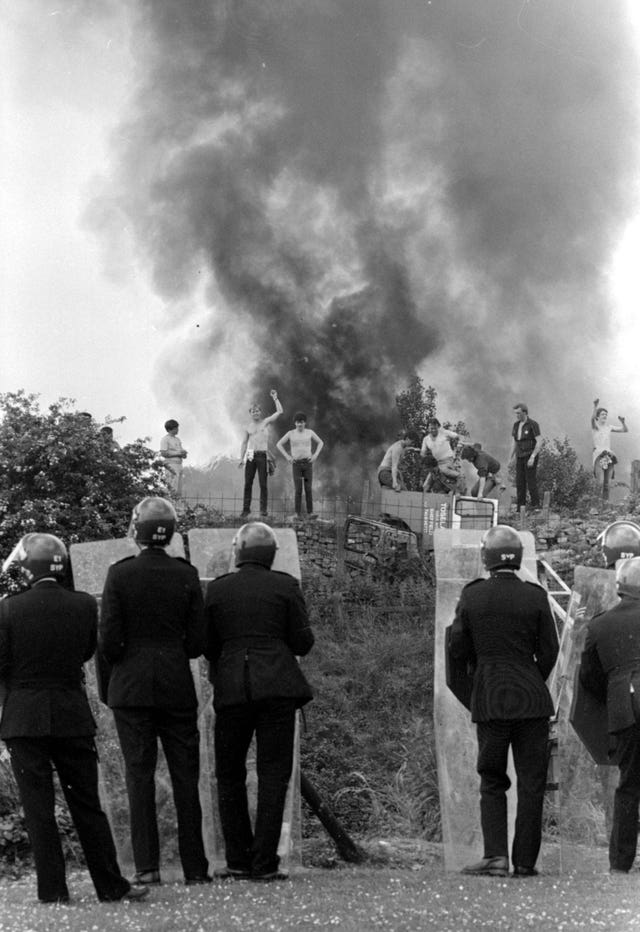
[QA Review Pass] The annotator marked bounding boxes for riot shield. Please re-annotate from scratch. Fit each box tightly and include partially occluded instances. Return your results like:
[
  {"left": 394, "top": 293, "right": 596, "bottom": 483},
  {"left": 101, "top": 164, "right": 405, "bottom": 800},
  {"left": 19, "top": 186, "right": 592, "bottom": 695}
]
[
  {"left": 187, "top": 527, "right": 303, "bottom": 874},
  {"left": 433, "top": 528, "right": 538, "bottom": 871},
  {"left": 554, "top": 565, "right": 619, "bottom": 872}
]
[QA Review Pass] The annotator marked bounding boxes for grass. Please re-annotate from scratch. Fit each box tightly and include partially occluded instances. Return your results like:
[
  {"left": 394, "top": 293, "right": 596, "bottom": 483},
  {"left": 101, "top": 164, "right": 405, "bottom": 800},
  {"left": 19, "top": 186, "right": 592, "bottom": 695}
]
[
  {"left": 1, "top": 864, "right": 639, "bottom": 931},
  {"left": 300, "top": 573, "right": 439, "bottom": 840}
]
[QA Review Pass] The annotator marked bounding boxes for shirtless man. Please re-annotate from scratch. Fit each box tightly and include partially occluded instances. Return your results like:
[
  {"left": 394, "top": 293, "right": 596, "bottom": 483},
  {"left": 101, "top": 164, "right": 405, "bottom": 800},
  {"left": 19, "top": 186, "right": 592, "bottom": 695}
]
[{"left": 239, "top": 390, "right": 283, "bottom": 518}]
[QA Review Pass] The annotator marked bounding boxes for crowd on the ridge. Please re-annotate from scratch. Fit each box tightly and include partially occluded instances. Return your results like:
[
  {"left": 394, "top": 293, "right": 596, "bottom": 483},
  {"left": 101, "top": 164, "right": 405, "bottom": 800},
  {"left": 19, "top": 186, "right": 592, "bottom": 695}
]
[{"left": 376, "top": 398, "right": 631, "bottom": 509}]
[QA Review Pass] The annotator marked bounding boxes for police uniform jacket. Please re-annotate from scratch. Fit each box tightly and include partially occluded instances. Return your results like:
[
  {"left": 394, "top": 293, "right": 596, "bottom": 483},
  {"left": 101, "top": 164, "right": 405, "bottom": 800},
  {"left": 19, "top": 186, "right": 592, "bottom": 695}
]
[
  {"left": 449, "top": 572, "right": 558, "bottom": 722},
  {"left": 99, "top": 548, "right": 205, "bottom": 710},
  {"left": 580, "top": 596, "right": 640, "bottom": 734},
  {"left": 0, "top": 581, "right": 97, "bottom": 738},
  {"left": 204, "top": 563, "right": 314, "bottom": 712}
]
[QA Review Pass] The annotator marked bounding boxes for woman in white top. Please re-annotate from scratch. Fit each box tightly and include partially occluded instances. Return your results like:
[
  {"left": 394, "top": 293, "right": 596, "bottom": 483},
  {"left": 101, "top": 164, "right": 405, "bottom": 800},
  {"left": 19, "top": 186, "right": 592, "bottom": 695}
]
[{"left": 591, "top": 398, "right": 628, "bottom": 500}]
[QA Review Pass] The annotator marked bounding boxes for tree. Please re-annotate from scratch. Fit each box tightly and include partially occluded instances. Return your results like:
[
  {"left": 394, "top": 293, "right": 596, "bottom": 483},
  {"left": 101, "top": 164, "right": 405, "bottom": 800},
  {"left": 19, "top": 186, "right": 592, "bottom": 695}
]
[
  {"left": 395, "top": 376, "right": 468, "bottom": 491},
  {"left": 0, "top": 392, "right": 166, "bottom": 561}
]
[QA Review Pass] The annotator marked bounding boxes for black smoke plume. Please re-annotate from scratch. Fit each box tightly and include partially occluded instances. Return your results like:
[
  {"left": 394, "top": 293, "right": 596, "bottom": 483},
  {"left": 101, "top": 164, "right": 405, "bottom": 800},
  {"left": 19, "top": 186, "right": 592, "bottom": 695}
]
[{"left": 88, "top": 0, "right": 640, "bottom": 479}]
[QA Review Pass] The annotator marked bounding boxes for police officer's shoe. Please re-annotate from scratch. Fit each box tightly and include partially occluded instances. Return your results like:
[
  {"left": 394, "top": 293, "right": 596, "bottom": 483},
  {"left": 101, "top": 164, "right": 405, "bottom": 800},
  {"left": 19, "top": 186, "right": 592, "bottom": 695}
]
[
  {"left": 185, "top": 875, "right": 213, "bottom": 886},
  {"left": 213, "top": 867, "right": 251, "bottom": 880},
  {"left": 609, "top": 868, "right": 629, "bottom": 874},
  {"left": 461, "top": 856, "right": 509, "bottom": 877},
  {"left": 119, "top": 886, "right": 150, "bottom": 902},
  {"left": 512, "top": 866, "right": 539, "bottom": 877},
  {"left": 251, "top": 870, "right": 289, "bottom": 882},
  {"left": 133, "top": 870, "right": 161, "bottom": 885}
]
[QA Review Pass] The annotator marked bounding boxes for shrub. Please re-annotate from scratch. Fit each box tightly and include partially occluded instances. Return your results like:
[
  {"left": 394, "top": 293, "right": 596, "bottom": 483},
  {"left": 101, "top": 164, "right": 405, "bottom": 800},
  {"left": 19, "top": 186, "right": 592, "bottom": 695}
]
[{"left": 0, "top": 391, "right": 167, "bottom": 570}]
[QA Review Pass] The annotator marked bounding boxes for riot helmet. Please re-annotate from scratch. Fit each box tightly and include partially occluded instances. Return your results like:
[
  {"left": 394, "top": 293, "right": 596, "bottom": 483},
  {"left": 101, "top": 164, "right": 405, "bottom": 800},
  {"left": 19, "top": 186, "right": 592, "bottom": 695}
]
[
  {"left": 480, "top": 525, "right": 523, "bottom": 571},
  {"left": 131, "top": 497, "right": 177, "bottom": 547},
  {"left": 2, "top": 533, "right": 68, "bottom": 584},
  {"left": 233, "top": 522, "right": 278, "bottom": 568},
  {"left": 598, "top": 521, "right": 640, "bottom": 569},
  {"left": 615, "top": 557, "right": 640, "bottom": 599}
]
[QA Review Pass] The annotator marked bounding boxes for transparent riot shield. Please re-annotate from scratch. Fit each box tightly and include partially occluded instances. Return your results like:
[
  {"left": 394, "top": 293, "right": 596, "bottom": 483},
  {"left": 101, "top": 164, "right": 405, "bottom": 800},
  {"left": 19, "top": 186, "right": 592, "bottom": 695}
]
[
  {"left": 433, "top": 528, "right": 538, "bottom": 871},
  {"left": 187, "top": 528, "right": 303, "bottom": 874},
  {"left": 553, "top": 565, "right": 618, "bottom": 873},
  {"left": 69, "top": 535, "right": 217, "bottom": 879}
]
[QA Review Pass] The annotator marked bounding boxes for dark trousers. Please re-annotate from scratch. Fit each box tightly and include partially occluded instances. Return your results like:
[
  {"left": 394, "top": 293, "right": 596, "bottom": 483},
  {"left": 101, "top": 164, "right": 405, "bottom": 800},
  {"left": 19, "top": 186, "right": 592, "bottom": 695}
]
[
  {"left": 610, "top": 723, "right": 640, "bottom": 871},
  {"left": 515, "top": 456, "right": 540, "bottom": 508},
  {"left": 7, "top": 736, "right": 129, "bottom": 902},
  {"left": 243, "top": 453, "right": 268, "bottom": 514},
  {"left": 113, "top": 706, "right": 208, "bottom": 879},
  {"left": 476, "top": 718, "right": 549, "bottom": 868},
  {"left": 470, "top": 476, "right": 497, "bottom": 497},
  {"left": 215, "top": 698, "right": 296, "bottom": 876},
  {"left": 292, "top": 460, "right": 313, "bottom": 515}
]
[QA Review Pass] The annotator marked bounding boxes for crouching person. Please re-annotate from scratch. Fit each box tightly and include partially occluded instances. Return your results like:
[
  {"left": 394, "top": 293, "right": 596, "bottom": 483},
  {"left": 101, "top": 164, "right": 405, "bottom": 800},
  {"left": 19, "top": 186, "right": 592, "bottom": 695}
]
[
  {"left": 0, "top": 534, "right": 147, "bottom": 904},
  {"left": 449, "top": 526, "right": 558, "bottom": 878},
  {"left": 205, "top": 523, "right": 314, "bottom": 881}
]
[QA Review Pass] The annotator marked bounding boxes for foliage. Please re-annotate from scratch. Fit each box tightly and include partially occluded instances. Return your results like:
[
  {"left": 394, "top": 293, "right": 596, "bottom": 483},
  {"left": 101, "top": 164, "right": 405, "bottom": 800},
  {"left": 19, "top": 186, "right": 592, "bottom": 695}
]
[
  {"left": 395, "top": 376, "right": 438, "bottom": 440},
  {"left": 394, "top": 376, "right": 468, "bottom": 492},
  {"left": 510, "top": 436, "right": 596, "bottom": 510},
  {"left": 0, "top": 391, "right": 167, "bottom": 566}
]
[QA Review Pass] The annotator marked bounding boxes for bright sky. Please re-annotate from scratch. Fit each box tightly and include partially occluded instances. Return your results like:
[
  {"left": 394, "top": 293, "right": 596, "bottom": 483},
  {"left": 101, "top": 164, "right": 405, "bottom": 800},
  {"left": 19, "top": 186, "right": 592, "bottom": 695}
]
[
  {"left": 1, "top": 3, "right": 172, "bottom": 455},
  {"left": 2, "top": 2, "right": 640, "bottom": 467}
]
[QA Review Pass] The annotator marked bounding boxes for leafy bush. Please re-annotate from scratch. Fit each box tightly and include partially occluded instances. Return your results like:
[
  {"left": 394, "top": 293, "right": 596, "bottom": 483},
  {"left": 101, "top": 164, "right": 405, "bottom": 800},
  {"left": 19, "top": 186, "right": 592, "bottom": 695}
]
[{"left": 0, "top": 391, "right": 167, "bottom": 563}]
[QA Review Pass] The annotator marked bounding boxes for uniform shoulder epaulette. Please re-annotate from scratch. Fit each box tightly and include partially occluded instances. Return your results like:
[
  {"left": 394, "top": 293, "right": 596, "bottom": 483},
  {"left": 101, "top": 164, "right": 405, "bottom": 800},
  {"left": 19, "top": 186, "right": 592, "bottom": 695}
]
[
  {"left": 524, "top": 579, "right": 545, "bottom": 591},
  {"left": 209, "top": 571, "right": 233, "bottom": 582},
  {"left": 114, "top": 555, "right": 136, "bottom": 566},
  {"left": 462, "top": 577, "right": 485, "bottom": 590},
  {"left": 271, "top": 569, "right": 296, "bottom": 578},
  {"left": 590, "top": 608, "right": 608, "bottom": 622},
  {"left": 174, "top": 556, "right": 196, "bottom": 567}
]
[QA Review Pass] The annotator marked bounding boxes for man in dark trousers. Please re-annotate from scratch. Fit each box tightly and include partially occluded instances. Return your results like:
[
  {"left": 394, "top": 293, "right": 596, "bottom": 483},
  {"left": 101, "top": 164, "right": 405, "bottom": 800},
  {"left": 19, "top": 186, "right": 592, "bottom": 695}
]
[
  {"left": 449, "top": 525, "right": 558, "bottom": 877},
  {"left": 580, "top": 556, "right": 640, "bottom": 873},
  {"left": 204, "top": 522, "right": 314, "bottom": 881},
  {"left": 509, "top": 402, "right": 542, "bottom": 510},
  {"left": 99, "top": 497, "right": 210, "bottom": 886},
  {"left": 0, "top": 534, "right": 147, "bottom": 904}
]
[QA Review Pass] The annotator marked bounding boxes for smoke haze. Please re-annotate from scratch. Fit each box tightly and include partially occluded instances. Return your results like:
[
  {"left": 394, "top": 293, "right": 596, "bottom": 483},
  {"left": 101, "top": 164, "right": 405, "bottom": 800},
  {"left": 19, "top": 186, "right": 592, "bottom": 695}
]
[{"left": 87, "top": 0, "right": 640, "bottom": 479}]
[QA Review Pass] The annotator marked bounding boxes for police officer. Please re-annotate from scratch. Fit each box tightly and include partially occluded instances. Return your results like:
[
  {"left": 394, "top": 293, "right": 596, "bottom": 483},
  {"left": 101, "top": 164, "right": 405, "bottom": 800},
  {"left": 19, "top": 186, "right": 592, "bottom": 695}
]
[
  {"left": 580, "top": 557, "right": 640, "bottom": 873},
  {"left": 0, "top": 534, "right": 147, "bottom": 904},
  {"left": 204, "top": 523, "right": 314, "bottom": 881},
  {"left": 99, "top": 497, "right": 210, "bottom": 886},
  {"left": 449, "top": 525, "right": 559, "bottom": 877},
  {"left": 597, "top": 520, "right": 640, "bottom": 570}
]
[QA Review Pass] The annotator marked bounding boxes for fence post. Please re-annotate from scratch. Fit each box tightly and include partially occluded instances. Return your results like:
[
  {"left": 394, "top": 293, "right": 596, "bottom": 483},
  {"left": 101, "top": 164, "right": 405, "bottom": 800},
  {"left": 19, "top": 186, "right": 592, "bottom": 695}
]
[{"left": 631, "top": 460, "right": 640, "bottom": 495}]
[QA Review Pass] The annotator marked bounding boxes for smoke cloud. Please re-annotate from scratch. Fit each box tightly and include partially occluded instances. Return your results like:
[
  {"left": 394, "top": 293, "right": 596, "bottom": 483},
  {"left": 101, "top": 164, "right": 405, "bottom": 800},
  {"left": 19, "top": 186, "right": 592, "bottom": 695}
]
[{"left": 87, "top": 0, "right": 640, "bottom": 480}]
